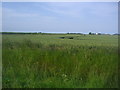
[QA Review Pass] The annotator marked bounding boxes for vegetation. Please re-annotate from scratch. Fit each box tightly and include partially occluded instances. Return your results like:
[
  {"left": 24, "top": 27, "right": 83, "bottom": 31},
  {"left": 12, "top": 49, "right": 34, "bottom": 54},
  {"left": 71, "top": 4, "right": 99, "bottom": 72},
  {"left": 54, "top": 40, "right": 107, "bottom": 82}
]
[{"left": 2, "top": 34, "right": 118, "bottom": 88}]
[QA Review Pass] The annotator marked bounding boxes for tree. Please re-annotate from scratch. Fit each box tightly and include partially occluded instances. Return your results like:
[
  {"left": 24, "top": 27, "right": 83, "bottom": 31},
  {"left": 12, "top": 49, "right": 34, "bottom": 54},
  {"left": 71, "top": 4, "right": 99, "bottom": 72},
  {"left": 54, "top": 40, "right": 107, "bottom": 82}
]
[{"left": 89, "top": 32, "right": 92, "bottom": 35}]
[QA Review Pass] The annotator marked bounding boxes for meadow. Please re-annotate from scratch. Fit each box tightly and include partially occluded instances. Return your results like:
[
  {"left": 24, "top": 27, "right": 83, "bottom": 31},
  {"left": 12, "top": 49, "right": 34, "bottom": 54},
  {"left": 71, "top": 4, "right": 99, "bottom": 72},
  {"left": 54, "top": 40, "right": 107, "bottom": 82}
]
[{"left": 2, "top": 34, "right": 118, "bottom": 88}]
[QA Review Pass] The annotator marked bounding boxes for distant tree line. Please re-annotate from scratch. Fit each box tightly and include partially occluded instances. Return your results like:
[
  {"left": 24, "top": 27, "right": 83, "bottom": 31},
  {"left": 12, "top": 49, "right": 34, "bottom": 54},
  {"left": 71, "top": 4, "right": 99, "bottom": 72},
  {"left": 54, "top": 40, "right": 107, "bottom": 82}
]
[
  {"left": 89, "top": 32, "right": 102, "bottom": 35},
  {"left": 1, "top": 32, "right": 42, "bottom": 35},
  {"left": 67, "top": 32, "right": 84, "bottom": 35},
  {"left": 1, "top": 32, "right": 119, "bottom": 35}
]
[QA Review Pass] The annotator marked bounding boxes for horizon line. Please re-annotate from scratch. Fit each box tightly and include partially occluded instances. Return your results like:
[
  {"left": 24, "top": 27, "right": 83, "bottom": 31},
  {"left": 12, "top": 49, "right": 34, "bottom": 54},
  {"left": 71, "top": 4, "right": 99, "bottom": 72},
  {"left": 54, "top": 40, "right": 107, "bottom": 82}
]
[{"left": 1, "top": 31, "right": 118, "bottom": 34}]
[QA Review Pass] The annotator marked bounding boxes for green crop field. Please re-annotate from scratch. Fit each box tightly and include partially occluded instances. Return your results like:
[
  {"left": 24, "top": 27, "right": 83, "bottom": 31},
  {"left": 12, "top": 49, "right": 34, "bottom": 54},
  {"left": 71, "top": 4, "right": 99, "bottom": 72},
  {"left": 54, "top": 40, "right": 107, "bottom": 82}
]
[{"left": 2, "top": 34, "right": 118, "bottom": 88}]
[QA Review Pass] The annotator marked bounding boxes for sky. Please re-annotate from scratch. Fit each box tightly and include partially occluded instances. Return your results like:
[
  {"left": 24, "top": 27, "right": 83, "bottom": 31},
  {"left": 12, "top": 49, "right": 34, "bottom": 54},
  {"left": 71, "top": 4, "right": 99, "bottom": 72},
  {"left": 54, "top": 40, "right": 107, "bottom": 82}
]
[{"left": 2, "top": 2, "right": 118, "bottom": 34}]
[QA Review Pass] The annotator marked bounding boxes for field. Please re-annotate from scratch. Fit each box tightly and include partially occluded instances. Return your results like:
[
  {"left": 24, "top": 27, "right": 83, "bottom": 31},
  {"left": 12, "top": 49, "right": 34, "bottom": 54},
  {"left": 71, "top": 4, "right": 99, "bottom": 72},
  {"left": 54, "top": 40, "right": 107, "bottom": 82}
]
[{"left": 2, "top": 34, "right": 118, "bottom": 88}]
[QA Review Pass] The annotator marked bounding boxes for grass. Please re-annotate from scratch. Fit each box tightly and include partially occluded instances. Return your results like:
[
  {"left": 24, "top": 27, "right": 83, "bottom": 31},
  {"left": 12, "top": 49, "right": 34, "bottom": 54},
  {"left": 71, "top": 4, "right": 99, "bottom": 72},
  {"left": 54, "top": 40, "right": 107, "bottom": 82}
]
[{"left": 2, "top": 34, "right": 118, "bottom": 88}]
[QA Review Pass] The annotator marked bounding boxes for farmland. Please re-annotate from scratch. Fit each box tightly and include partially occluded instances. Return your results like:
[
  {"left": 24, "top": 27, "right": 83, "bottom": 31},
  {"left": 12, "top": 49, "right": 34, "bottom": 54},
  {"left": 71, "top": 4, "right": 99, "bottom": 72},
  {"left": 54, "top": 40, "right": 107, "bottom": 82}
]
[{"left": 2, "top": 34, "right": 118, "bottom": 88}]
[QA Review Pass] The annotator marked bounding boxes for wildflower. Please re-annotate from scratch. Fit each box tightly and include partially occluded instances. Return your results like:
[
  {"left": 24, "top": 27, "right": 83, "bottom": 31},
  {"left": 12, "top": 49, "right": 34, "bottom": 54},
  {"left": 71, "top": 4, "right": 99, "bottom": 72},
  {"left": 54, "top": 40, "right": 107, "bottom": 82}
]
[{"left": 62, "top": 74, "right": 67, "bottom": 78}]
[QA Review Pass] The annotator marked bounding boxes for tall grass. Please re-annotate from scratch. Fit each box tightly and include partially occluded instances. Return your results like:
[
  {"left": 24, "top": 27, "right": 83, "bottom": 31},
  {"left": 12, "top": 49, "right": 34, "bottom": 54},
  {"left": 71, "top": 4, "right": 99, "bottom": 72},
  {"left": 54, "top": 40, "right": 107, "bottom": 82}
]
[{"left": 2, "top": 34, "right": 118, "bottom": 88}]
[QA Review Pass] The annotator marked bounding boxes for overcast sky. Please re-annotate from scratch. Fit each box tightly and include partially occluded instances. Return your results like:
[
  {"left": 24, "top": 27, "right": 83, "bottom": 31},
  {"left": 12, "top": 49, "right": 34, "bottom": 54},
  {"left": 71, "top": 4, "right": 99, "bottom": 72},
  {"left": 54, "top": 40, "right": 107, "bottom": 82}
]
[{"left": 2, "top": 2, "right": 118, "bottom": 34}]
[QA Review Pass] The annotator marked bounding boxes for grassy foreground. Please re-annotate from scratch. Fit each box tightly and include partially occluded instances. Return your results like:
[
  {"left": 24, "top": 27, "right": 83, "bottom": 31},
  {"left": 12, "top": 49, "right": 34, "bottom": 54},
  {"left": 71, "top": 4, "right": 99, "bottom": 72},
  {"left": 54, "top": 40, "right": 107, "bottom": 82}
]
[{"left": 2, "top": 34, "right": 118, "bottom": 88}]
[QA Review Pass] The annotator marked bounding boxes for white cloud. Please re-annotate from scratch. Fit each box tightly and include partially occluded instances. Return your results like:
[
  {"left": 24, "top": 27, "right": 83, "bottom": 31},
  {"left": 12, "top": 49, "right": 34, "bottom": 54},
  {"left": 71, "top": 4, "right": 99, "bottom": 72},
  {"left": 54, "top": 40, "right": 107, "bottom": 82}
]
[
  {"left": 88, "top": 3, "right": 118, "bottom": 17},
  {"left": 34, "top": 2, "right": 117, "bottom": 18},
  {"left": 3, "top": 8, "right": 39, "bottom": 17},
  {"left": 34, "top": 2, "right": 84, "bottom": 18}
]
